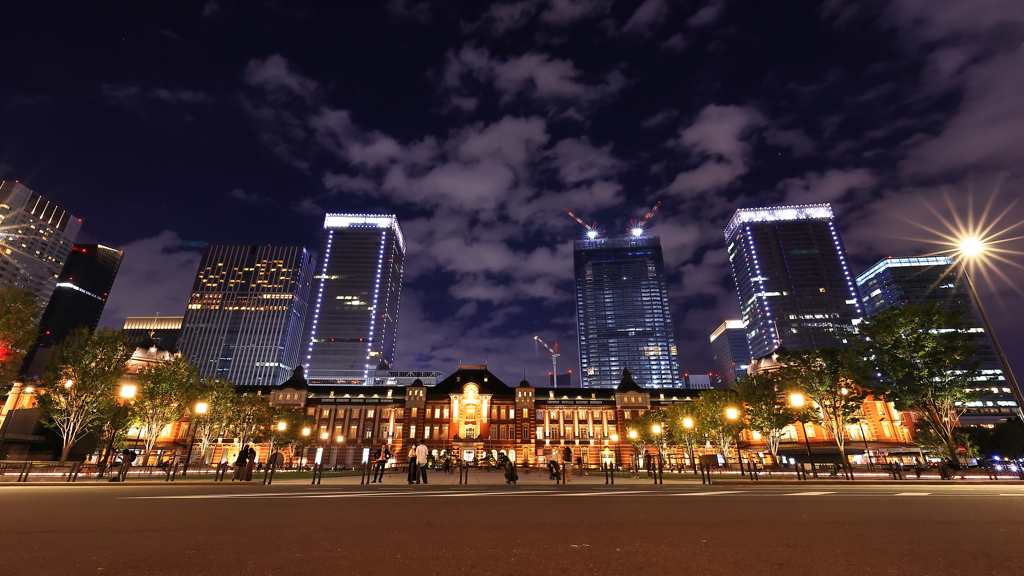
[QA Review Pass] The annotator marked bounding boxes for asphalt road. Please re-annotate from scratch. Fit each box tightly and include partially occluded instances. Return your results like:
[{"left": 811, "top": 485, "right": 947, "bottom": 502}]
[{"left": 3, "top": 477, "right": 1023, "bottom": 576}]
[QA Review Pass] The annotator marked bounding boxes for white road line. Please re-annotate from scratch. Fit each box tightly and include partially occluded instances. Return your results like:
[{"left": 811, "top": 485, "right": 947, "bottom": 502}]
[
  {"left": 999, "top": 494, "right": 1024, "bottom": 496},
  {"left": 784, "top": 492, "right": 835, "bottom": 496},
  {"left": 551, "top": 491, "right": 655, "bottom": 497},
  {"left": 894, "top": 492, "right": 930, "bottom": 496},
  {"left": 673, "top": 491, "right": 745, "bottom": 496}
]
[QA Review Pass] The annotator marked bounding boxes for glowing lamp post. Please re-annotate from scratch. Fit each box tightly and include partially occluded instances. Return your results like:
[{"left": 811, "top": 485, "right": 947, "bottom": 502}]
[
  {"left": 957, "top": 238, "right": 1024, "bottom": 420},
  {"left": 789, "top": 393, "right": 817, "bottom": 478},
  {"left": 726, "top": 408, "right": 745, "bottom": 477},
  {"left": 99, "top": 384, "right": 137, "bottom": 478},
  {"left": 683, "top": 417, "right": 697, "bottom": 473},
  {"left": 182, "top": 401, "right": 208, "bottom": 476},
  {"left": 651, "top": 424, "right": 664, "bottom": 484}
]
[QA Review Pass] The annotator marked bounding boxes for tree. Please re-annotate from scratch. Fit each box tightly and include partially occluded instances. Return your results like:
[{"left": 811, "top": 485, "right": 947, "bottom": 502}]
[
  {"left": 662, "top": 402, "right": 699, "bottom": 470},
  {"left": 133, "top": 356, "right": 201, "bottom": 463},
  {"left": 623, "top": 411, "right": 655, "bottom": 470},
  {"left": 859, "top": 303, "right": 984, "bottom": 461},
  {"left": 733, "top": 371, "right": 796, "bottom": 466},
  {"left": 36, "top": 328, "right": 133, "bottom": 464},
  {"left": 692, "top": 389, "right": 745, "bottom": 462},
  {"left": 264, "top": 405, "right": 315, "bottom": 458},
  {"left": 776, "top": 347, "right": 867, "bottom": 470},
  {"left": 0, "top": 286, "right": 38, "bottom": 382},
  {"left": 192, "top": 377, "right": 237, "bottom": 465},
  {"left": 226, "top": 392, "right": 275, "bottom": 447}
]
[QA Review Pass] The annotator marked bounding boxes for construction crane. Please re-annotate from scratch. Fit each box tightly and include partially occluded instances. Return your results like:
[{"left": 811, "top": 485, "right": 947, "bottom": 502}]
[
  {"left": 563, "top": 208, "right": 606, "bottom": 240},
  {"left": 628, "top": 200, "right": 662, "bottom": 237},
  {"left": 534, "top": 336, "right": 560, "bottom": 387}
]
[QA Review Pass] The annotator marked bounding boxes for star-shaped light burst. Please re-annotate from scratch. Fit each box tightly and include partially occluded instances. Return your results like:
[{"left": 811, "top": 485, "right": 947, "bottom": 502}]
[{"left": 905, "top": 191, "right": 1024, "bottom": 294}]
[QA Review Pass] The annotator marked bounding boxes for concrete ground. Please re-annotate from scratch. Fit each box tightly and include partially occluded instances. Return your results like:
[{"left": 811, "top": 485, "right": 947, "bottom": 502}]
[{"left": 2, "top": 470, "right": 1023, "bottom": 576}]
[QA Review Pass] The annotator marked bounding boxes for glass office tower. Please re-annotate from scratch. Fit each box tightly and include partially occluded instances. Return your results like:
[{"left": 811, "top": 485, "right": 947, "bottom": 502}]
[
  {"left": 709, "top": 320, "right": 751, "bottom": 385},
  {"left": 178, "top": 244, "right": 314, "bottom": 387},
  {"left": 304, "top": 214, "right": 405, "bottom": 385},
  {"left": 856, "top": 256, "right": 1017, "bottom": 423},
  {"left": 574, "top": 235, "right": 681, "bottom": 388},
  {"left": 724, "top": 204, "right": 862, "bottom": 360},
  {"left": 0, "top": 181, "right": 82, "bottom": 306}
]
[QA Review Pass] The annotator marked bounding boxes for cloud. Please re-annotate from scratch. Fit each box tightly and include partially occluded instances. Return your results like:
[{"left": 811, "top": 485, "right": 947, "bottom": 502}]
[
  {"left": 661, "top": 33, "right": 687, "bottom": 52},
  {"left": 539, "top": 0, "right": 612, "bottom": 25},
  {"left": 386, "top": 0, "right": 432, "bottom": 24},
  {"left": 442, "top": 46, "right": 627, "bottom": 108},
  {"left": 687, "top": 1, "right": 724, "bottom": 27},
  {"left": 321, "top": 172, "right": 378, "bottom": 195},
  {"left": 640, "top": 108, "right": 679, "bottom": 129},
  {"left": 98, "top": 232, "right": 202, "bottom": 329},
  {"left": 202, "top": 1, "right": 220, "bottom": 18},
  {"left": 548, "top": 137, "right": 623, "bottom": 184},
  {"left": 777, "top": 168, "right": 877, "bottom": 205},
  {"left": 623, "top": 0, "right": 669, "bottom": 35},
  {"left": 663, "top": 104, "right": 767, "bottom": 197},
  {"left": 310, "top": 108, "right": 405, "bottom": 168},
  {"left": 466, "top": 0, "right": 540, "bottom": 35},
  {"left": 226, "top": 188, "right": 273, "bottom": 205},
  {"left": 764, "top": 128, "right": 815, "bottom": 157},
  {"left": 243, "top": 54, "right": 318, "bottom": 101},
  {"left": 101, "top": 84, "right": 212, "bottom": 107}
]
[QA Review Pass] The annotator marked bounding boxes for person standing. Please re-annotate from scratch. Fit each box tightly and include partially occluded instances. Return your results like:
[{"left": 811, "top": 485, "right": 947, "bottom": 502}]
[
  {"left": 245, "top": 446, "right": 257, "bottom": 482},
  {"left": 372, "top": 442, "right": 392, "bottom": 483},
  {"left": 914, "top": 457, "right": 924, "bottom": 479},
  {"left": 415, "top": 439, "right": 429, "bottom": 484},
  {"left": 562, "top": 445, "right": 573, "bottom": 484},
  {"left": 233, "top": 445, "right": 249, "bottom": 481},
  {"left": 407, "top": 441, "right": 418, "bottom": 484}
]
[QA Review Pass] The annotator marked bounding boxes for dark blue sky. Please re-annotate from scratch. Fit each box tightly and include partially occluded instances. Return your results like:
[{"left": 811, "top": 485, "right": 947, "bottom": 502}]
[{"left": 2, "top": 1, "right": 1023, "bottom": 384}]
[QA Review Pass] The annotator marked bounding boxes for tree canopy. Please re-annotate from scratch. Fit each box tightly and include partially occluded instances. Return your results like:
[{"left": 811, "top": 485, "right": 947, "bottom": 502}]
[{"left": 0, "top": 286, "right": 38, "bottom": 382}]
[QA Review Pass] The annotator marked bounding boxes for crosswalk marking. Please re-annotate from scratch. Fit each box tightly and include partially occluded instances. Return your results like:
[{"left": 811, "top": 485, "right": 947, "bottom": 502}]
[
  {"left": 895, "top": 492, "right": 930, "bottom": 496},
  {"left": 784, "top": 492, "right": 835, "bottom": 496}
]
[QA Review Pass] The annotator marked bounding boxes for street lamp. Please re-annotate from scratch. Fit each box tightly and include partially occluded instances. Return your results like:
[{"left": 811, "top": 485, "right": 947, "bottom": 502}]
[
  {"left": 789, "top": 393, "right": 817, "bottom": 478},
  {"left": 99, "top": 384, "right": 137, "bottom": 478},
  {"left": 299, "top": 427, "right": 311, "bottom": 469},
  {"left": 182, "top": 401, "right": 207, "bottom": 477},
  {"left": 957, "top": 238, "right": 1024, "bottom": 420},
  {"left": 651, "top": 424, "right": 664, "bottom": 484},
  {"left": 628, "top": 430, "right": 638, "bottom": 474},
  {"left": 726, "top": 407, "right": 745, "bottom": 477},
  {"left": 683, "top": 417, "right": 697, "bottom": 473}
]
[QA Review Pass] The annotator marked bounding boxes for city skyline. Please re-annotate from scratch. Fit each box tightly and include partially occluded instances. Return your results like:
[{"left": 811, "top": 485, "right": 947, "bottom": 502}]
[{"left": 1, "top": 2, "right": 1022, "bottom": 385}]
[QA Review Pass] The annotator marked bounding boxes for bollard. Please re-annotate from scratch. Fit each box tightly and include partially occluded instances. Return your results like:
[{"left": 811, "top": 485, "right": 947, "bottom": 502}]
[{"left": 18, "top": 461, "right": 31, "bottom": 483}]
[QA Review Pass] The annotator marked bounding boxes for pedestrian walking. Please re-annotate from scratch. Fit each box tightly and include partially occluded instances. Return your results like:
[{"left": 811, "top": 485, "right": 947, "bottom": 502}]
[
  {"left": 504, "top": 458, "right": 518, "bottom": 484},
  {"left": 562, "top": 445, "right": 573, "bottom": 483},
  {"left": 914, "top": 458, "right": 924, "bottom": 479},
  {"left": 416, "top": 439, "right": 429, "bottom": 484},
  {"left": 245, "top": 446, "right": 257, "bottom": 481},
  {"left": 372, "top": 442, "right": 392, "bottom": 483},
  {"left": 233, "top": 445, "right": 249, "bottom": 481}
]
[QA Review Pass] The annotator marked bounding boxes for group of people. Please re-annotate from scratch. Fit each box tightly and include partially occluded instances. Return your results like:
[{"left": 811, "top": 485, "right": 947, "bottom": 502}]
[
  {"left": 232, "top": 444, "right": 257, "bottom": 482},
  {"left": 406, "top": 439, "right": 430, "bottom": 484},
  {"left": 547, "top": 445, "right": 575, "bottom": 483}
]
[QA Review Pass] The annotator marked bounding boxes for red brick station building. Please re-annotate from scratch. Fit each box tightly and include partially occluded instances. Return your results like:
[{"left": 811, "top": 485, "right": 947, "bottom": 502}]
[{"left": 265, "top": 363, "right": 919, "bottom": 470}]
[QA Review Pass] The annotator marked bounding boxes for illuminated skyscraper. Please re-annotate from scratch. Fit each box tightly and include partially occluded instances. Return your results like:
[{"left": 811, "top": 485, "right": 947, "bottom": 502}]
[
  {"left": 856, "top": 256, "right": 1016, "bottom": 423},
  {"left": 178, "top": 244, "right": 315, "bottom": 387},
  {"left": 709, "top": 320, "right": 751, "bottom": 385},
  {"left": 0, "top": 181, "right": 82, "bottom": 306},
  {"left": 574, "top": 235, "right": 681, "bottom": 388},
  {"left": 22, "top": 244, "right": 124, "bottom": 376},
  {"left": 304, "top": 214, "right": 405, "bottom": 385},
  {"left": 724, "top": 204, "right": 862, "bottom": 360}
]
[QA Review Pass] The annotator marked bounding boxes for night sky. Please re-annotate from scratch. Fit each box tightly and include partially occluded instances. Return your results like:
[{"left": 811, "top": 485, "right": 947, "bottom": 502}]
[{"left": 3, "top": 1, "right": 1023, "bottom": 385}]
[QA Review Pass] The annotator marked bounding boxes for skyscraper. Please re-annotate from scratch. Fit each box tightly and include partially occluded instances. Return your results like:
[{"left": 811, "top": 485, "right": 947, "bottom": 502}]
[
  {"left": 574, "top": 235, "right": 681, "bottom": 388},
  {"left": 22, "top": 244, "right": 124, "bottom": 377},
  {"left": 709, "top": 320, "right": 751, "bottom": 385},
  {"left": 178, "top": 244, "right": 315, "bottom": 387},
  {"left": 856, "top": 256, "right": 1017, "bottom": 423},
  {"left": 0, "top": 181, "right": 82, "bottom": 306},
  {"left": 304, "top": 214, "right": 405, "bottom": 385},
  {"left": 724, "top": 204, "right": 862, "bottom": 360},
  {"left": 37, "top": 245, "right": 123, "bottom": 345}
]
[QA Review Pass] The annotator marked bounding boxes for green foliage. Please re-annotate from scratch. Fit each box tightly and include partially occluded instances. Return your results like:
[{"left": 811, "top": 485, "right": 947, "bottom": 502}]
[
  {"left": 37, "top": 328, "right": 134, "bottom": 464},
  {"left": 691, "top": 389, "right": 745, "bottom": 457},
  {"left": 0, "top": 286, "right": 38, "bottom": 382},
  {"left": 132, "top": 356, "right": 202, "bottom": 462},
  {"left": 733, "top": 371, "right": 796, "bottom": 463},
  {"left": 264, "top": 405, "right": 315, "bottom": 455},
  {"left": 776, "top": 347, "right": 867, "bottom": 465},
  {"left": 226, "top": 392, "right": 276, "bottom": 446},
  {"left": 662, "top": 401, "right": 698, "bottom": 449},
  {"left": 192, "top": 377, "right": 237, "bottom": 463},
  {"left": 859, "top": 303, "right": 984, "bottom": 460}
]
